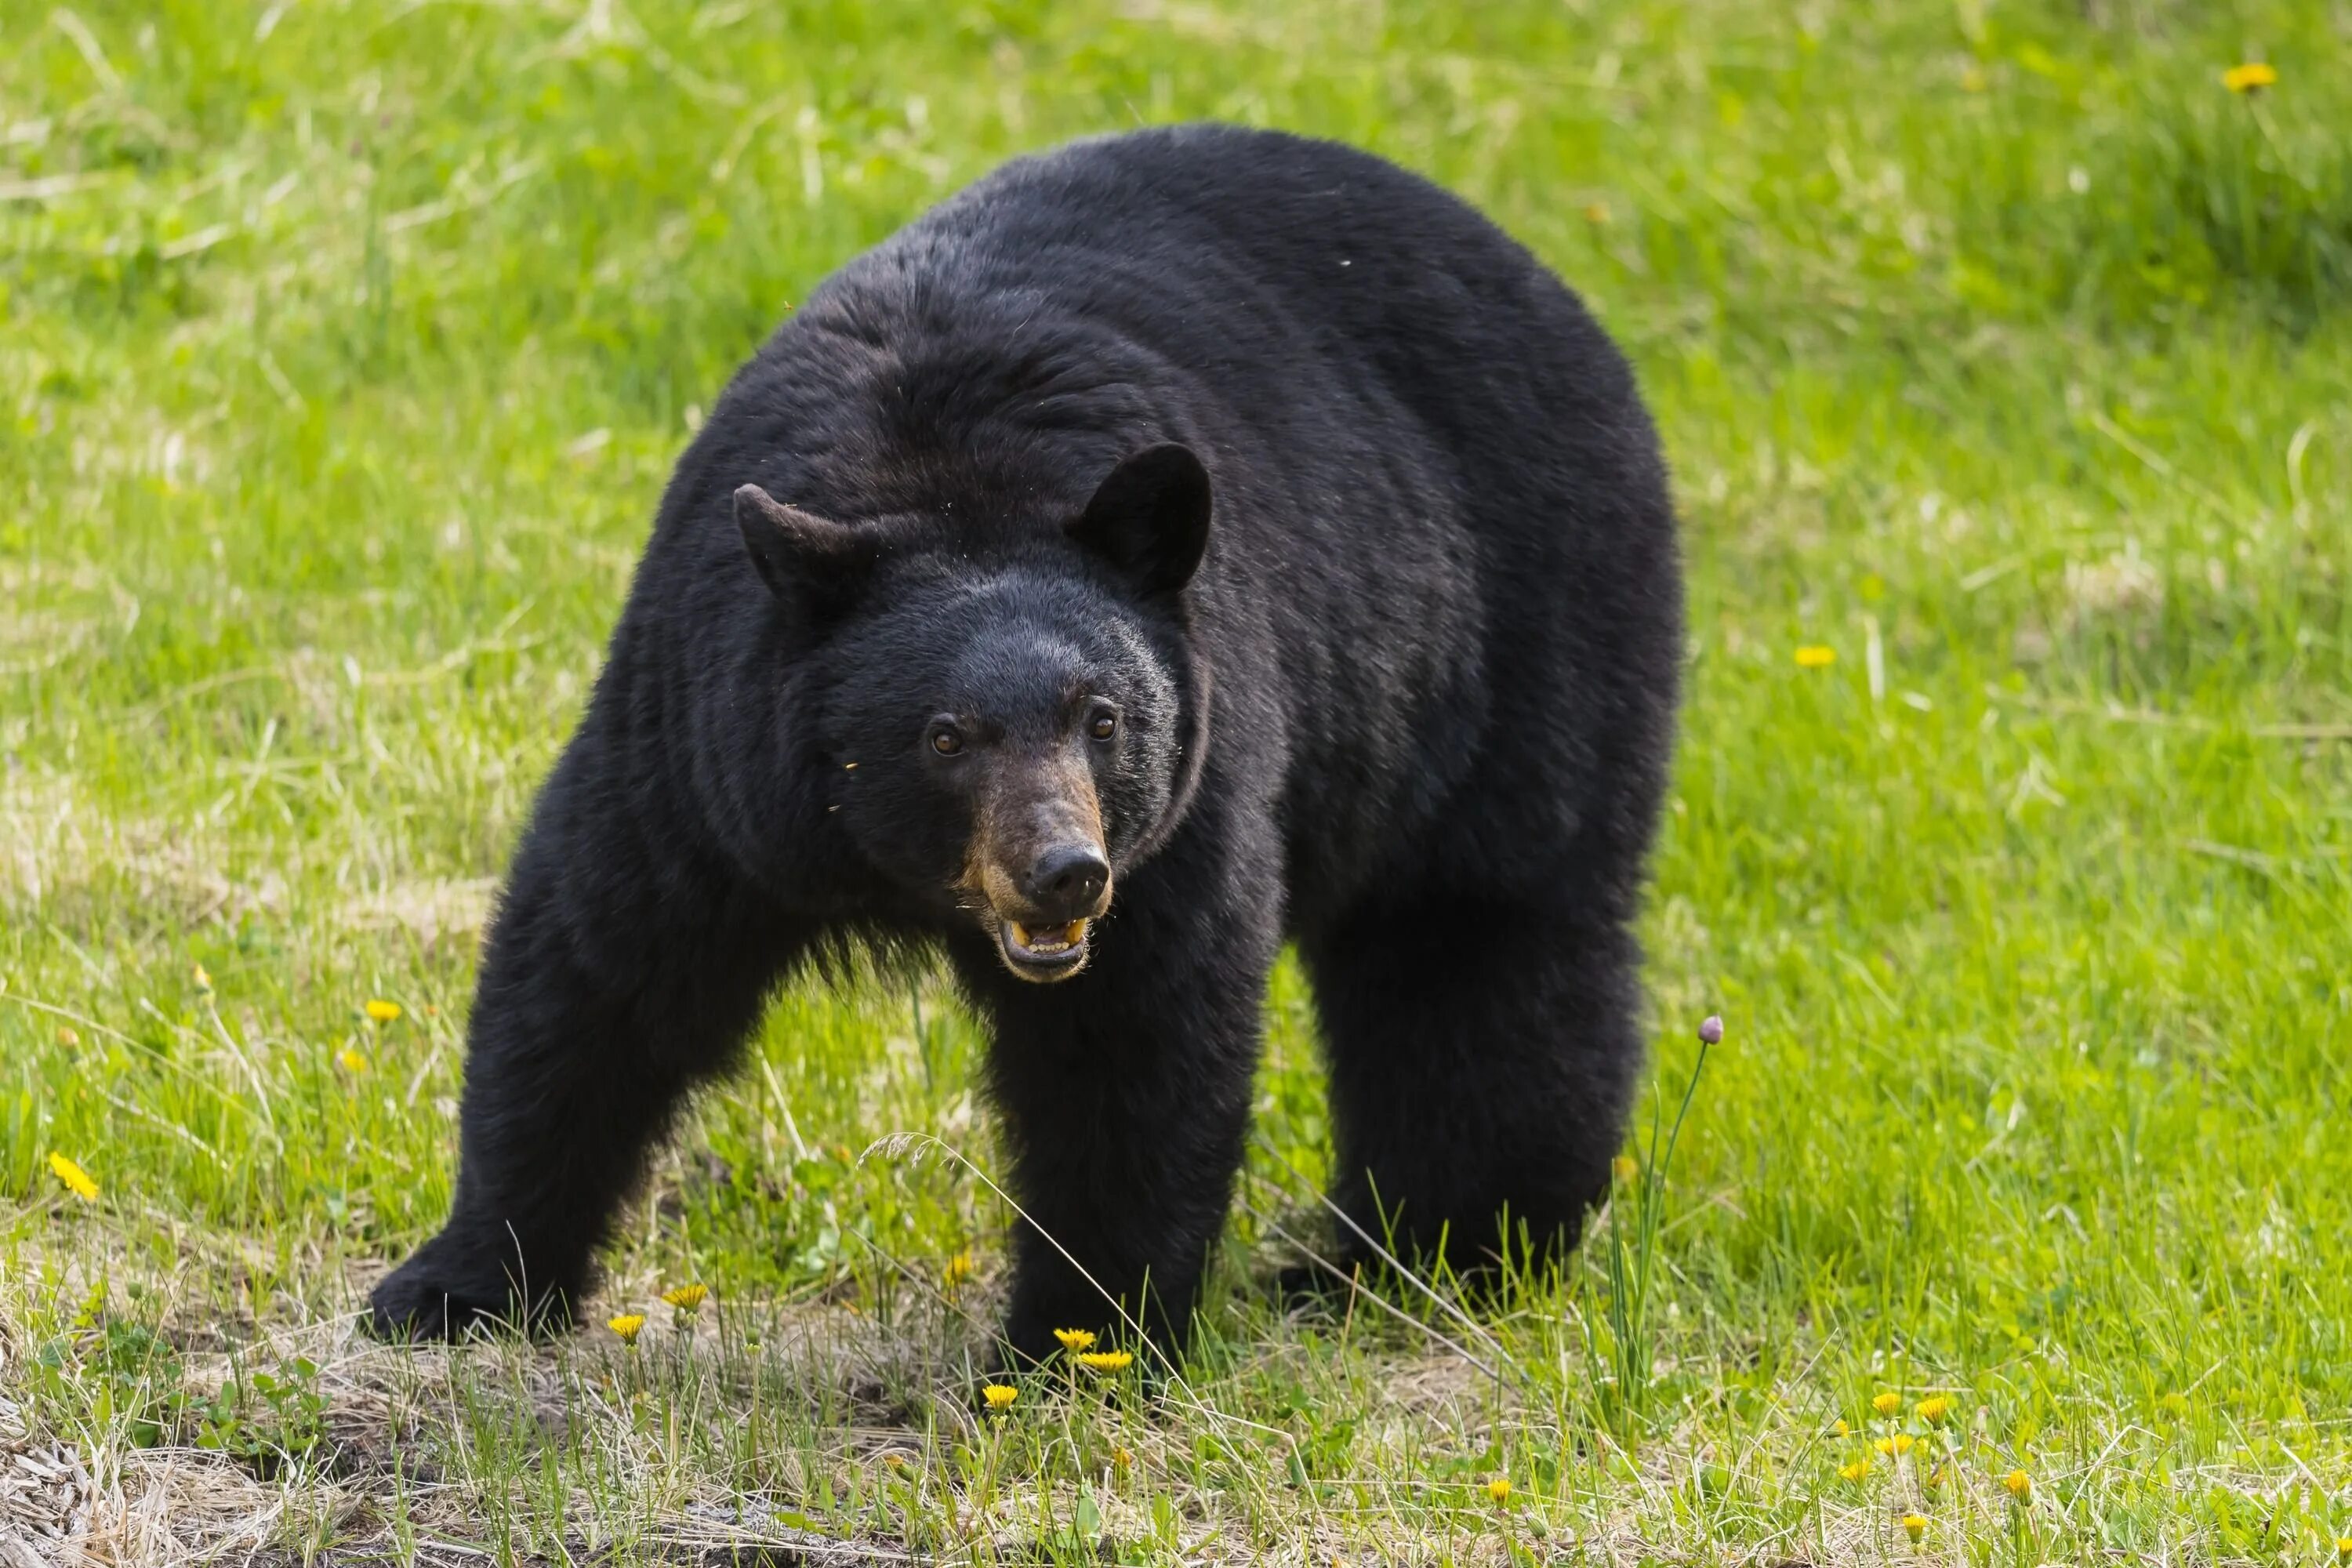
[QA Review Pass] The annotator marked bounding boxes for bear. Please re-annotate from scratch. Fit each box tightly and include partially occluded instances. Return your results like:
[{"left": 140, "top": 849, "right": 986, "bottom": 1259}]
[{"left": 368, "top": 123, "right": 1682, "bottom": 1363}]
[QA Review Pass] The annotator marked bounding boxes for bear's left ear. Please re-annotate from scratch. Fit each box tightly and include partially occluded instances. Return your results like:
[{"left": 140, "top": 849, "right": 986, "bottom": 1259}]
[
  {"left": 1068, "top": 443, "right": 1211, "bottom": 597},
  {"left": 735, "top": 484, "right": 874, "bottom": 609}
]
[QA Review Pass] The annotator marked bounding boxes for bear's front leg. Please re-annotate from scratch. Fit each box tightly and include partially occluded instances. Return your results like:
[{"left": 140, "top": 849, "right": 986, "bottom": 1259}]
[
  {"left": 369, "top": 731, "right": 805, "bottom": 1340},
  {"left": 958, "top": 813, "right": 1282, "bottom": 1367}
]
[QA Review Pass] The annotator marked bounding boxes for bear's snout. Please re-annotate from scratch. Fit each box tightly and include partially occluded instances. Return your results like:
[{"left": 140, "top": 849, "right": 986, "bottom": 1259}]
[
  {"left": 1018, "top": 842, "right": 1110, "bottom": 921},
  {"left": 967, "top": 755, "right": 1114, "bottom": 982}
]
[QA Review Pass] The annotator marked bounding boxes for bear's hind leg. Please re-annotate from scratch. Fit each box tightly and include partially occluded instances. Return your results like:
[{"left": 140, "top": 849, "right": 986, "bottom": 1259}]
[{"left": 1300, "top": 900, "right": 1645, "bottom": 1287}]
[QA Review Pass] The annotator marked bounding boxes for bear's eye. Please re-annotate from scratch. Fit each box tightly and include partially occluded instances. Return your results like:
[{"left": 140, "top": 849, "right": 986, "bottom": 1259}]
[
  {"left": 929, "top": 724, "right": 964, "bottom": 757},
  {"left": 1087, "top": 709, "right": 1119, "bottom": 742}
]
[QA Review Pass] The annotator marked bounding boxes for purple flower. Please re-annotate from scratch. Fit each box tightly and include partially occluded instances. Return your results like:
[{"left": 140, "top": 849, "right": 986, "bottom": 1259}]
[{"left": 1697, "top": 1014, "right": 1724, "bottom": 1046}]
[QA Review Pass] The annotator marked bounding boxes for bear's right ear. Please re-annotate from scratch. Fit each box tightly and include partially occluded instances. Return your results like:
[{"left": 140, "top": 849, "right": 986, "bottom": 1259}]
[
  {"left": 1069, "top": 443, "right": 1212, "bottom": 598},
  {"left": 735, "top": 484, "right": 871, "bottom": 608}
]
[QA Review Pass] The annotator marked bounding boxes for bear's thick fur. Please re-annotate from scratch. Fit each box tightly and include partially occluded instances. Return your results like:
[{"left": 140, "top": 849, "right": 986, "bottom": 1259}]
[{"left": 369, "top": 125, "right": 1682, "bottom": 1361}]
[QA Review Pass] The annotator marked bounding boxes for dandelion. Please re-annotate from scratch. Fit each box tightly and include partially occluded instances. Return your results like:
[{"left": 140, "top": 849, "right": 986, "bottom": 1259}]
[
  {"left": 882, "top": 1452, "right": 907, "bottom": 1469},
  {"left": 194, "top": 963, "right": 212, "bottom": 992},
  {"left": 1901, "top": 1513, "right": 1927, "bottom": 1545},
  {"left": 337, "top": 1047, "right": 369, "bottom": 1073},
  {"left": 1795, "top": 645, "right": 1837, "bottom": 670},
  {"left": 1076, "top": 1350, "right": 1134, "bottom": 1371},
  {"left": 1698, "top": 1014, "right": 1724, "bottom": 1046},
  {"left": 55, "top": 1025, "right": 78, "bottom": 1046},
  {"left": 48, "top": 1152, "right": 100, "bottom": 1202},
  {"left": 1112, "top": 1446, "right": 1134, "bottom": 1472},
  {"left": 1871, "top": 1390, "right": 1902, "bottom": 1417},
  {"left": 982, "top": 1383, "right": 1018, "bottom": 1410},
  {"left": 943, "top": 1251, "right": 974, "bottom": 1288},
  {"left": 365, "top": 999, "right": 402, "bottom": 1023},
  {"left": 1611, "top": 1155, "right": 1639, "bottom": 1182},
  {"left": 1915, "top": 1395, "right": 1951, "bottom": 1423},
  {"left": 1486, "top": 1475, "right": 1514, "bottom": 1504},
  {"left": 2222, "top": 62, "right": 2277, "bottom": 93},
  {"left": 1054, "top": 1327, "right": 1098, "bottom": 1352},
  {"left": 2334, "top": 1536, "right": 2350, "bottom": 1563},
  {"left": 1875, "top": 1433, "right": 1916, "bottom": 1457},
  {"left": 608, "top": 1313, "right": 646, "bottom": 1345},
  {"left": 1838, "top": 1457, "right": 1873, "bottom": 1483},
  {"left": 662, "top": 1283, "right": 709, "bottom": 1314},
  {"left": 2002, "top": 1468, "right": 2031, "bottom": 1501},
  {"left": 1832, "top": 1418, "right": 1851, "bottom": 1437}
]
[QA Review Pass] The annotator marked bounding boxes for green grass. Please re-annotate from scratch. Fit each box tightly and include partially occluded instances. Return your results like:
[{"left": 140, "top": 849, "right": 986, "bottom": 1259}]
[{"left": 5, "top": 0, "right": 2350, "bottom": 1560}]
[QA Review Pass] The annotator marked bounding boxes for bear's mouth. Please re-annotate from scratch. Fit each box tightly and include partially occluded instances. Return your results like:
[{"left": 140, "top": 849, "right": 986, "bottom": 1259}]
[{"left": 997, "top": 917, "right": 1091, "bottom": 980}]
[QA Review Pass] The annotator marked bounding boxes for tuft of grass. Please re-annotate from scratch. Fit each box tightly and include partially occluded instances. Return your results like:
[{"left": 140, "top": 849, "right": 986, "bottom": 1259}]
[
  {"left": 5, "top": 0, "right": 2350, "bottom": 1560},
  {"left": 1589, "top": 1016, "right": 1717, "bottom": 1440}
]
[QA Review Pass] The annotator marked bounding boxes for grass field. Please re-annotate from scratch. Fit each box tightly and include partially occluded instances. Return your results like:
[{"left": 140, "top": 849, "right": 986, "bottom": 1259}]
[{"left": 5, "top": 0, "right": 2351, "bottom": 1561}]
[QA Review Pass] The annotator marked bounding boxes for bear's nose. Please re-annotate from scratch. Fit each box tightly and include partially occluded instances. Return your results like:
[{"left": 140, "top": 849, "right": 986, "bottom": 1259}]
[{"left": 1021, "top": 843, "right": 1110, "bottom": 919}]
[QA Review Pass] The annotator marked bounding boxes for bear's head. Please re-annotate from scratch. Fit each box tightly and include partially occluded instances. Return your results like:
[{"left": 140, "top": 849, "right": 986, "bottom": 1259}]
[{"left": 735, "top": 444, "right": 1210, "bottom": 982}]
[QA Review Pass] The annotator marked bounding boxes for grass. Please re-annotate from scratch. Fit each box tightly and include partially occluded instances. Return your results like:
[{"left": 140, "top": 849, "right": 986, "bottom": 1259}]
[{"left": 4, "top": 0, "right": 2350, "bottom": 1560}]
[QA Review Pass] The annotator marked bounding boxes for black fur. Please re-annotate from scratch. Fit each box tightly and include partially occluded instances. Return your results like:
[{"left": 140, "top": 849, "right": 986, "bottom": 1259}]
[{"left": 368, "top": 125, "right": 1682, "bottom": 1362}]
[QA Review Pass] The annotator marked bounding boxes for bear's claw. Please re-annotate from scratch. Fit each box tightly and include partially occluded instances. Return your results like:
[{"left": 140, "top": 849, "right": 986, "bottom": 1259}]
[{"left": 366, "top": 1243, "right": 564, "bottom": 1342}]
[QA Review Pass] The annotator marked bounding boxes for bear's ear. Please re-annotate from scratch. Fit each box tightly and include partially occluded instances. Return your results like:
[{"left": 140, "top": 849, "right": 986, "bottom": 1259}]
[
  {"left": 1068, "top": 443, "right": 1211, "bottom": 598},
  {"left": 735, "top": 484, "right": 871, "bottom": 607}
]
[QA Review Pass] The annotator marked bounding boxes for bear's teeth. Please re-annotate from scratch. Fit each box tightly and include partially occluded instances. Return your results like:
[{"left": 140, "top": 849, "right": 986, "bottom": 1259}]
[{"left": 1009, "top": 919, "right": 1087, "bottom": 955}]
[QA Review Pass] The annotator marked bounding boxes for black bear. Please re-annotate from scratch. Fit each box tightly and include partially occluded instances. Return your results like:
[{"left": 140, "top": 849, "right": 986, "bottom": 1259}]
[{"left": 369, "top": 124, "right": 1682, "bottom": 1362}]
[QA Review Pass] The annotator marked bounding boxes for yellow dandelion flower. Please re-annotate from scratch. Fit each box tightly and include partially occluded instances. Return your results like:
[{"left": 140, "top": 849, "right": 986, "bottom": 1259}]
[
  {"left": 2333, "top": 1537, "right": 2350, "bottom": 1563},
  {"left": 1486, "top": 1475, "right": 1513, "bottom": 1504},
  {"left": 1901, "top": 1513, "right": 1927, "bottom": 1544},
  {"left": 1838, "top": 1457, "right": 1873, "bottom": 1483},
  {"left": 193, "top": 963, "right": 212, "bottom": 992},
  {"left": 943, "top": 1251, "right": 974, "bottom": 1287},
  {"left": 55, "top": 1025, "right": 78, "bottom": 1047},
  {"left": 1915, "top": 1395, "right": 1951, "bottom": 1422},
  {"left": 1871, "top": 1390, "right": 1902, "bottom": 1417},
  {"left": 337, "top": 1047, "right": 369, "bottom": 1073},
  {"left": 1795, "top": 644, "right": 1837, "bottom": 670},
  {"left": 982, "top": 1383, "right": 1018, "bottom": 1410},
  {"left": 662, "top": 1283, "right": 709, "bottom": 1313},
  {"left": 1832, "top": 1418, "right": 1850, "bottom": 1437},
  {"left": 607, "top": 1313, "right": 646, "bottom": 1345},
  {"left": 48, "top": 1152, "right": 100, "bottom": 1202},
  {"left": 1611, "top": 1155, "right": 1639, "bottom": 1182},
  {"left": 1875, "top": 1433, "right": 1916, "bottom": 1457},
  {"left": 882, "top": 1452, "right": 906, "bottom": 1469},
  {"left": 2222, "top": 62, "right": 2277, "bottom": 93},
  {"left": 365, "top": 999, "right": 402, "bottom": 1023},
  {"left": 1054, "top": 1327, "right": 1097, "bottom": 1352},
  {"left": 2002, "top": 1468, "right": 2031, "bottom": 1501},
  {"left": 1112, "top": 1446, "right": 1134, "bottom": 1471},
  {"left": 1076, "top": 1349, "right": 1134, "bottom": 1371}
]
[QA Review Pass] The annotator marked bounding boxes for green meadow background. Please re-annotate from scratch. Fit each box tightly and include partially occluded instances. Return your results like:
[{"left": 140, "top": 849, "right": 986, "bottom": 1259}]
[{"left": 2, "top": 0, "right": 2348, "bottom": 1561}]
